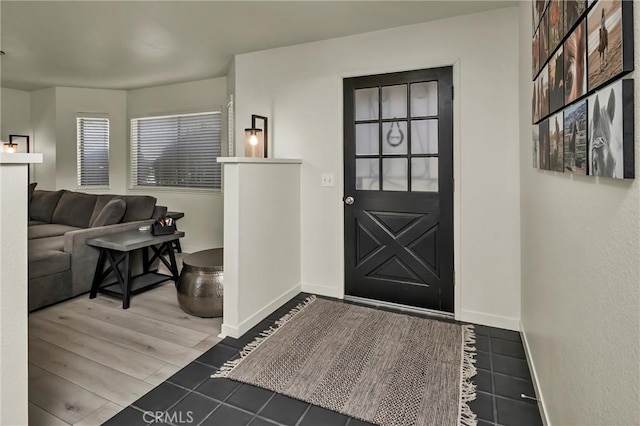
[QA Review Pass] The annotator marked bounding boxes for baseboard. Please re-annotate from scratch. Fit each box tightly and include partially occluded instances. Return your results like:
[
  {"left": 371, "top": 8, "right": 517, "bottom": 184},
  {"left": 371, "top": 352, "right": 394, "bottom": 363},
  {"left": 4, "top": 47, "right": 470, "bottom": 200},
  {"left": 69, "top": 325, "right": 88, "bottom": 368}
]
[
  {"left": 301, "top": 282, "right": 343, "bottom": 299},
  {"left": 520, "top": 321, "right": 552, "bottom": 426},
  {"left": 221, "top": 284, "right": 301, "bottom": 338},
  {"left": 460, "top": 309, "right": 520, "bottom": 331}
]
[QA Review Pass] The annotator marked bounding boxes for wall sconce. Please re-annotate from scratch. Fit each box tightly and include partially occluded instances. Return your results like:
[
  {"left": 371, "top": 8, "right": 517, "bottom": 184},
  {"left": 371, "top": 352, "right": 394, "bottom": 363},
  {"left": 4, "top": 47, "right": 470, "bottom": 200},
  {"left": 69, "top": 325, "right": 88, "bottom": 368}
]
[
  {"left": 244, "top": 115, "right": 268, "bottom": 158},
  {"left": 2, "top": 141, "right": 17, "bottom": 153}
]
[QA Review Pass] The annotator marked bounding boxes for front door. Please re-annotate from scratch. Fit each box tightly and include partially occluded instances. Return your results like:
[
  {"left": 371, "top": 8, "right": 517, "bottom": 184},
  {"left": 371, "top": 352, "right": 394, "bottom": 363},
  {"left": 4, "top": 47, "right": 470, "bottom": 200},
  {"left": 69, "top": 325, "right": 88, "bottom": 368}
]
[{"left": 343, "top": 67, "right": 454, "bottom": 313}]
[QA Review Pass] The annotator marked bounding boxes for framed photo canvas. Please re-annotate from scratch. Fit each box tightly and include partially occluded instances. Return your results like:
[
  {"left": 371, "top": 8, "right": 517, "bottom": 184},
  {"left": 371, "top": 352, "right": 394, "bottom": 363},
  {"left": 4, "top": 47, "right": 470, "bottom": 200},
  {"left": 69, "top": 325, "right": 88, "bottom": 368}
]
[
  {"left": 549, "top": 111, "right": 564, "bottom": 172},
  {"left": 587, "top": 0, "right": 634, "bottom": 91},
  {"left": 588, "top": 78, "right": 634, "bottom": 179},
  {"left": 564, "top": 20, "right": 587, "bottom": 104},
  {"left": 563, "top": 100, "right": 588, "bottom": 175}
]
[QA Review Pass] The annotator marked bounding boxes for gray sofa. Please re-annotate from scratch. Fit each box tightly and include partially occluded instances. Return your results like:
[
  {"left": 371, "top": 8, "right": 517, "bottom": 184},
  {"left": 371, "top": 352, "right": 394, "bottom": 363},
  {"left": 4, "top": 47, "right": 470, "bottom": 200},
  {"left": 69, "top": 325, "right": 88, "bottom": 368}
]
[{"left": 28, "top": 189, "right": 167, "bottom": 311}]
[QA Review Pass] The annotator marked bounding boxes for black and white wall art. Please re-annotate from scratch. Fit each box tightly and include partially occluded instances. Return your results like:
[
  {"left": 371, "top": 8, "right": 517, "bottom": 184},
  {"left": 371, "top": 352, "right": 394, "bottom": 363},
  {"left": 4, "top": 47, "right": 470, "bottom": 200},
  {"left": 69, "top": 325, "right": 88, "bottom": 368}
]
[{"left": 588, "top": 78, "right": 634, "bottom": 179}]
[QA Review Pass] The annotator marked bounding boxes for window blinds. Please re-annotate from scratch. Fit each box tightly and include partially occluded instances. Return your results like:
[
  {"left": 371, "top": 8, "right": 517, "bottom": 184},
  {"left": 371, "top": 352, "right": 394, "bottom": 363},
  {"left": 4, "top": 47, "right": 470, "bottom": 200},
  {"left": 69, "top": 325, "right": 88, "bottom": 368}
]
[
  {"left": 131, "top": 112, "right": 222, "bottom": 189},
  {"left": 77, "top": 116, "right": 110, "bottom": 187}
]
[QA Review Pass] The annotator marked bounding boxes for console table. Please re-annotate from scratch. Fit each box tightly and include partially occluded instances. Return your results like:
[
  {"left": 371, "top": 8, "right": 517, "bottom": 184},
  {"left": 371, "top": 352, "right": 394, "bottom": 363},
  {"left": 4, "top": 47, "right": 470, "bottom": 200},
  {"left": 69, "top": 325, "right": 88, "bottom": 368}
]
[{"left": 87, "top": 229, "right": 185, "bottom": 309}]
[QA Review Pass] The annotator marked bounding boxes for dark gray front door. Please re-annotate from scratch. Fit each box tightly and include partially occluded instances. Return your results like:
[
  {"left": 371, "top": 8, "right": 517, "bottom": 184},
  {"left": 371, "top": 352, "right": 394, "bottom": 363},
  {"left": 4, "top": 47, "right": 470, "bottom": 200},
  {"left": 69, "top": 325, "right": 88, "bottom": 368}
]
[{"left": 343, "top": 67, "right": 454, "bottom": 312}]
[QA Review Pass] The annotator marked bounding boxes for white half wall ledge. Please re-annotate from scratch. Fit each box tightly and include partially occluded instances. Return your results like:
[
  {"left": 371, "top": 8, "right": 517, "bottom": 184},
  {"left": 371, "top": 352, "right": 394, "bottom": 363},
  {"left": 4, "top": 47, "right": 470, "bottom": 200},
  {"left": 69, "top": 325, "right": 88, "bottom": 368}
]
[
  {"left": 217, "top": 157, "right": 303, "bottom": 164},
  {"left": 0, "top": 153, "right": 43, "bottom": 164}
]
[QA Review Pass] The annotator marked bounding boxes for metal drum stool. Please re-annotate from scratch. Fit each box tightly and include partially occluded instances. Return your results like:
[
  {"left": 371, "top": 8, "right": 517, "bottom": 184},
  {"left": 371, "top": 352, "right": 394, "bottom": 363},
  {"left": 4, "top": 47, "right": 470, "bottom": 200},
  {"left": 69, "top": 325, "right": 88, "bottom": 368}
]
[{"left": 176, "top": 248, "right": 223, "bottom": 317}]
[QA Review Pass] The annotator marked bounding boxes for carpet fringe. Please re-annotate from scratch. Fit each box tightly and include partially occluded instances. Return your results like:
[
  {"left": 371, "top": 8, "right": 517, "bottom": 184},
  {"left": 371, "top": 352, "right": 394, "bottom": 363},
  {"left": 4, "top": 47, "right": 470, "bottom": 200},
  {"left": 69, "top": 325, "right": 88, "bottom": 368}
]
[
  {"left": 211, "top": 295, "right": 317, "bottom": 378},
  {"left": 459, "top": 324, "right": 478, "bottom": 426}
]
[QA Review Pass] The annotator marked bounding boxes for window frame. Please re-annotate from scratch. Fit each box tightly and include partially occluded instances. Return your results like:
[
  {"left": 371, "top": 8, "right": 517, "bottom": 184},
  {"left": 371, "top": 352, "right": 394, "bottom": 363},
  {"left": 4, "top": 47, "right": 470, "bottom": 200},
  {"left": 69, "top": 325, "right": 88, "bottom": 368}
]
[
  {"left": 76, "top": 113, "right": 110, "bottom": 189},
  {"left": 129, "top": 110, "right": 223, "bottom": 193}
]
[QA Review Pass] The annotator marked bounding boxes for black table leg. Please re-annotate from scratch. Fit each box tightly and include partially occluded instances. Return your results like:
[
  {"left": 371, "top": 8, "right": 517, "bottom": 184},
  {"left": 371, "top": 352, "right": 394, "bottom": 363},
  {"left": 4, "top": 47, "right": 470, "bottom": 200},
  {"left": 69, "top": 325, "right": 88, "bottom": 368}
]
[
  {"left": 166, "top": 242, "right": 179, "bottom": 283},
  {"left": 142, "top": 246, "right": 150, "bottom": 274},
  {"left": 123, "top": 251, "right": 131, "bottom": 309},
  {"left": 90, "top": 248, "right": 106, "bottom": 299}
]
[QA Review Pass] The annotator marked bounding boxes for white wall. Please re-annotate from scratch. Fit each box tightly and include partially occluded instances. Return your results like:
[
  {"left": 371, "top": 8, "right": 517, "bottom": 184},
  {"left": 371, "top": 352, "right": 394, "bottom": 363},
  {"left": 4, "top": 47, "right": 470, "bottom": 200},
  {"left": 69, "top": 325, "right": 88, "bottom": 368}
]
[
  {"left": 518, "top": 2, "right": 640, "bottom": 425},
  {"left": 127, "top": 77, "right": 227, "bottom": 253},
  {"left": 30, "top": 88, "right": 57, "bottom": 189},
  {"left": 55, "top": 87, "right": 128, "bottom": 193},
  {"left": 220, "top": 159, "right": 302, "bottom": 338},
  {"left": 1, "top": 87, "right": 32, "bottom": 143},
  {"left": 233, "top": 7, "right": 521, "bottom": 329},
  {"left": 0, "top": 155, "right": 42, "bottom": 425}
]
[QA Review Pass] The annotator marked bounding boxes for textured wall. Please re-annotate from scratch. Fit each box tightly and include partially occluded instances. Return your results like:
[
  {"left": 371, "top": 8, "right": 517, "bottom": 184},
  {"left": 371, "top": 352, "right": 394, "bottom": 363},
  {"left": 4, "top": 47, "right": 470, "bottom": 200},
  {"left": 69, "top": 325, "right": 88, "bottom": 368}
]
[{"left": 519, "top": 2, "right": 640, "bottom": 424}]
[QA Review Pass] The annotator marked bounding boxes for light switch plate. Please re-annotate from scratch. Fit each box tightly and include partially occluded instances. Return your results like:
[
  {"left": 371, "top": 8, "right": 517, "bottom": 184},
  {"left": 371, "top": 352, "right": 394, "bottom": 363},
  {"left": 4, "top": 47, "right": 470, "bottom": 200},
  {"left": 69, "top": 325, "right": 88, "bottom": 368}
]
[{"left": 321, "top": 173, "right": 335, "bottom": 187}]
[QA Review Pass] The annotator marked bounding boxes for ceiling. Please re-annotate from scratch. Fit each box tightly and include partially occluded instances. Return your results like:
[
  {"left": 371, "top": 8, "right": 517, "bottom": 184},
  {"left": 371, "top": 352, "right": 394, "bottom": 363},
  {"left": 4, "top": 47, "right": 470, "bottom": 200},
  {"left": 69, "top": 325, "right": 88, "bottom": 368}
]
[{"left": 0, "top": 1, "right": 515, "bottom": 91}]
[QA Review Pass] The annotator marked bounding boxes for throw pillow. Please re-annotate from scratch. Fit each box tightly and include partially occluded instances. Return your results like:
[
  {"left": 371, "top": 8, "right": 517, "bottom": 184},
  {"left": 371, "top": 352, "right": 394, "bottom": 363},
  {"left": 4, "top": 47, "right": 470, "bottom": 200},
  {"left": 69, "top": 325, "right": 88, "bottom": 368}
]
[
  {"left": 28, "top": 182, "right": 37, "bottom": 201},
  {"left": 91, "top": 199, "right": 126, "bottom": 227}
]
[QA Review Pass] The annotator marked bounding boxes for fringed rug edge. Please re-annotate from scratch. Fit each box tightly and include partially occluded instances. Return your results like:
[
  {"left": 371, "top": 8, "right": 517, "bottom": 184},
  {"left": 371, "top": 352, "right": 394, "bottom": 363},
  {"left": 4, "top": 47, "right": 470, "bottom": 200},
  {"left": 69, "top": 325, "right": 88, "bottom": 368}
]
[
  {"left": 459, "top": 324, "right": 478, "bottom": 426},
  {"left": 211, "top": 295, "right": 317, "bottom": 379}
]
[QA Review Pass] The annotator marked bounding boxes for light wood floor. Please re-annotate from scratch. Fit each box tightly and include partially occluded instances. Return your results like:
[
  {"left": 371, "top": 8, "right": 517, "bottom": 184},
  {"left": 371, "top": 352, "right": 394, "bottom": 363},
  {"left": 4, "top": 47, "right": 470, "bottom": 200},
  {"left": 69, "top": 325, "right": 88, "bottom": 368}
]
[{"left": 28, "top": 259, "right": 222, "bottom": 426}]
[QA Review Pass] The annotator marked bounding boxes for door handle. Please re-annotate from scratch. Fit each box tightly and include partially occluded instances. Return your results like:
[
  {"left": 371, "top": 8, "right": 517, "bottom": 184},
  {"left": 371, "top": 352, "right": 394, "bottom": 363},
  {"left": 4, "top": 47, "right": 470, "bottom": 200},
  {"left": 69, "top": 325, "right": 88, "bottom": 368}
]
[{"left": 344, "top": 196, "right": 355, "bottom": 205}]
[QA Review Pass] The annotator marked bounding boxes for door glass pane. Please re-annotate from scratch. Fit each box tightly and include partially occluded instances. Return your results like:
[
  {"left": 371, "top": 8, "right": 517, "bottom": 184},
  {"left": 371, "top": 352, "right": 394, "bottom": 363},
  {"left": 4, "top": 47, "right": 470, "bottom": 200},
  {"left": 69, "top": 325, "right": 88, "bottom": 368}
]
[
  {"left": 411, "top": 157, "right": 438, "bottom": 192},
  {"left": 381, "top": 85, "right": 407, "bottom": 119},
  {"left": 355, "top": 123, "right": 379, "bottom": 155},
  {"left": 382, "top": 158, "right": 408, "bottom": 191},
  {"left": 382, "top": 121, "right": 407, "bottom": 155},
  {"left": 411, "top": 119, "right": 438, "bottom": 154},
  {"left": 411, "top": 81, "right": 438, "bottom": 117},
  {"left": 355, "top": 88, "right": 379, "bottom": 121},
  {"left": 356, "top": 158, "right": 379, "bottom": 190}
]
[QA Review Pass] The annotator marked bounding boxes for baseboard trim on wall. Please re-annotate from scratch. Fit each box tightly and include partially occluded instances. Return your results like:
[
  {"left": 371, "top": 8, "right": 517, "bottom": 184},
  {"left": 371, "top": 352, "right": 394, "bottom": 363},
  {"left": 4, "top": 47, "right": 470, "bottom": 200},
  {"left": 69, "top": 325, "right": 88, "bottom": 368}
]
[
  {"left": 221, "top": 284, "right": 302, "bottom": 338},
  {"left": 301, "top": 282, "right": 344, "bottom": 299},
  {"left": 520, "top": 321, "right": 551, "bottom": 426},
  {"left": 460, "top": 309, "right": 520, "bottom": 331}
]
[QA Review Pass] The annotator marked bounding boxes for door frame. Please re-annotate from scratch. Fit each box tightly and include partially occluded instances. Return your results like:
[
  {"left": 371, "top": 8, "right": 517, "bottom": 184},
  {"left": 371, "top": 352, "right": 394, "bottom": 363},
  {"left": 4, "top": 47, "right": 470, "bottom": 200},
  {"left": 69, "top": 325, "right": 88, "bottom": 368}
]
[{"left": 335, "top": 58, "right": 462, "bottom": 321}]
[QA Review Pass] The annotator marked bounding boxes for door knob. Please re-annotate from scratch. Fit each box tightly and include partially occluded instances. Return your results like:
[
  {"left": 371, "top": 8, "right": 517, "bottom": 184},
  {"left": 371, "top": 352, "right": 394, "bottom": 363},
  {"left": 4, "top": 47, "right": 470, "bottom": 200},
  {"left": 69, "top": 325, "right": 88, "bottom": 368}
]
[{"left": 344, "top": 196, "right": 355, "bottom": 205}]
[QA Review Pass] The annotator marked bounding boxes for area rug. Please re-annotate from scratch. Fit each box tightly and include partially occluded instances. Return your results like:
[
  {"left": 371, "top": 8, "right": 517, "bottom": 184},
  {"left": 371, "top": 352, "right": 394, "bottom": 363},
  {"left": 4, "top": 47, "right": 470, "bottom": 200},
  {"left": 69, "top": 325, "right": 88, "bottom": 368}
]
[{"left": 213, "top": 296, "right": 477, "bottom": 426}]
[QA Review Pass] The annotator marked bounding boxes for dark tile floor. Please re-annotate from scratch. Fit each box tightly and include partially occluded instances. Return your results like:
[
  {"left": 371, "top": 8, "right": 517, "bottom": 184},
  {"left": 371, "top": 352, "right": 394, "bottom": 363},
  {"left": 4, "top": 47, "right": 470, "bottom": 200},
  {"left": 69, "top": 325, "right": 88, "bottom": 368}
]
[{"left": 105, "top": 294, "right": 543, "bottom": 426}]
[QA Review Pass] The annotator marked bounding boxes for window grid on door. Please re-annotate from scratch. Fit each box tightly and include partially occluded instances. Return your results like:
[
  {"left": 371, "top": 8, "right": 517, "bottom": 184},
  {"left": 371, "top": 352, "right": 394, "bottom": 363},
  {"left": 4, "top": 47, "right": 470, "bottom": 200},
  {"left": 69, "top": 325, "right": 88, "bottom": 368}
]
[{"left": 354, "top": 81, "right": 439, "bottom": 192}]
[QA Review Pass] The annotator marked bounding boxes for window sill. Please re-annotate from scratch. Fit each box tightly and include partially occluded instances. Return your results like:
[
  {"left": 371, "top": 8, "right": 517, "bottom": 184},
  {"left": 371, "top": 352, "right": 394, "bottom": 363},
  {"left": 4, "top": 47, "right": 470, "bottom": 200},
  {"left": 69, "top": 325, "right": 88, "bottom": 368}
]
[
  {"left": 128, "top": 186, "right": 222, "bottom": 195},
  {"left": 77, "top": 186, "right": 110, "bottom": 191}
]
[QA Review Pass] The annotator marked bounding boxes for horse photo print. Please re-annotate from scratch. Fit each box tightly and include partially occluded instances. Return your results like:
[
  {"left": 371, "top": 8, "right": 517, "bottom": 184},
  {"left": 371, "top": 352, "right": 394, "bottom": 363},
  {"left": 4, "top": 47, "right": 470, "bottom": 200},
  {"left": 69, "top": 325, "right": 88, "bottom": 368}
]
[
  {"left": 548, "top": 0, "right": 564, "bottom": 52},
  {"left": 588, "top": 79, "right": 634, "bottom": 179},
  {"left": 563, "top": 100, "right": 588, "bottom": 175},
  {"left": 540, "top": 8, "right": 550, "bottom": 64},
  {"left": 564, "top": 20, "right": 587, "bottom": 104},
  {"left": 539, "top": 118, "right": 551, "bottom": 170},
  {"left": 533, "top": 29, "right": 540, "bottom": 78},
  {"left": 587, "top": 0, "right": 634, "bottom": 91},
  {"left": 533, "top": 125, "right": 539, "bottom": 168},
  {"left": 565, "top": 0, "right": 587, "bottom": 32},
  {"left": 549, "top": 111, "right": 564, "bottom": 172},
  {"left": 549, "top": 47, "right": 564, "bottom": 113}
]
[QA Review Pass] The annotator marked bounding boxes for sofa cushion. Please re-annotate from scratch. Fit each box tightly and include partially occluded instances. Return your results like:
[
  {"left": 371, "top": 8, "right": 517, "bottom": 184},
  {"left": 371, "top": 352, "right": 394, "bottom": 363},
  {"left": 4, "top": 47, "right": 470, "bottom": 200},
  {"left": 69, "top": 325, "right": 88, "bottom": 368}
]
[
  {"left": 28, "top": 224, "right": 81, "bottom": 240},
  {"left": 29, "top": 220, "right": 46, "bottom": 226},
  {"left": 91, "top": 199, "right": 126, "bottom": 227},
  {"left": 29, "top": 235, "right": 65, "bottom": 252},
  {"left": 52, "top": 191, "right": 98, "bottom": 228},
  {"left": 89, "top": 195, "right": 117, "bottom": 226},
  {"left": 29, "top": 182, "right": 37, "bottom": 202},
  {"left": 119, "top": 195, "right": 157, "bottom": 222},
  {"left": 28, "top": 249, "right": 70, "bottom": 279},
  {"left": 30, "top": 190, "right": 65, "bottom": 223}
]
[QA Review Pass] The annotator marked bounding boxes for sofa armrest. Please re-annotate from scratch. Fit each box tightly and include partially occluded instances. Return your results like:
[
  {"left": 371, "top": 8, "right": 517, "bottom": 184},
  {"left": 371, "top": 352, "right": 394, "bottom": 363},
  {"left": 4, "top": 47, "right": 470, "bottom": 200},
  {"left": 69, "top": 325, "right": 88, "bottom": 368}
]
[{"left": 63, "top": 220, "right": 154, "bottom": 295}]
